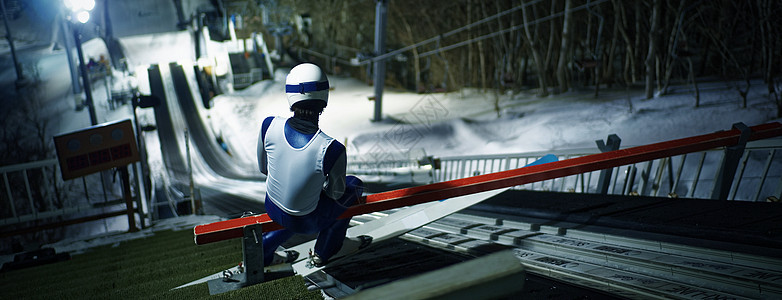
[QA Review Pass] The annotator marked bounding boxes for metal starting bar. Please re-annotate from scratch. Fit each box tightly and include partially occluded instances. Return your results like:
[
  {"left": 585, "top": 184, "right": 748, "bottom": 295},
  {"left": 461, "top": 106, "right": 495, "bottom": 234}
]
[{"left": 205, "top": 223, "right": 294, "bottom": 295}]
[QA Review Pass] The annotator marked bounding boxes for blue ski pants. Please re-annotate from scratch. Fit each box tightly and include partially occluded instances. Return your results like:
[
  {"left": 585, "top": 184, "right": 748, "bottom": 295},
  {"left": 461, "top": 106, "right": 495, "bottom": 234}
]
[{"left": 262, "top": 176, "right": 364, "bottom": 265}]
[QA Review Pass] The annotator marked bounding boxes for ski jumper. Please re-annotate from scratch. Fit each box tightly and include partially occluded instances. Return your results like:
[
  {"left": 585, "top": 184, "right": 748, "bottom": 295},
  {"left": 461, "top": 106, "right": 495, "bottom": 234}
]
[{"left": 258, "top": 116, "right": 363, "bottom": 266}]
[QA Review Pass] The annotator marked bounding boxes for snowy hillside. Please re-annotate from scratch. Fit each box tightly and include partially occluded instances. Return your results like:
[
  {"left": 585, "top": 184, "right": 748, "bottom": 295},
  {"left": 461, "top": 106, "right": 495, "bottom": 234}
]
[{"left": 209, "top": 70, "right": 779, "bottom": 169}]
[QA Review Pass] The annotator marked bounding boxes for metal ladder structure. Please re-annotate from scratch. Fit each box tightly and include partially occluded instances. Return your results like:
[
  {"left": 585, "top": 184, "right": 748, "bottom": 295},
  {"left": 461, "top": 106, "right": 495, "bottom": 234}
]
[{"left": 344, "top": 208, "right": 782, "bottom": 299}]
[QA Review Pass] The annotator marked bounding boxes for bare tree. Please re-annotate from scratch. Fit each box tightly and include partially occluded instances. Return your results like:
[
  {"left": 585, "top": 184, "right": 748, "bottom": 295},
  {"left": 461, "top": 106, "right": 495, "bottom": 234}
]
[
  {"left": 614, "top": 0, "right": 635, "bottom": 86},
  {"left": 395, "top": 6, "right": 421, "bottom": 92},
  {"left": 0, "top": 63, "right": 66, "bottom": 249},
  {"left": 604, "top": 1, "right": 619, "bottom": 89},
  {"left": 587, "top": 3, "right": 605, "bottom": 98},
  {"left": 556, "top": 0, "right": 572, "bottom": 93},
  {"left": 695, "top": 1, "right": 758, "bottom": 108},
  {"left": 521, "top": 1, "right": 549, "bottom": 97},
  {"left": 659, "top": 0, "right": 687, "bottom": 96},
  {"left": 645, "top": 0, "right": 660, "bottom": 99},
  {"left": 756, "top": 0, "right": 782, "bottom": 117},
  {"left": 265, "top": 0, "right": 782, "bottom": 107}
]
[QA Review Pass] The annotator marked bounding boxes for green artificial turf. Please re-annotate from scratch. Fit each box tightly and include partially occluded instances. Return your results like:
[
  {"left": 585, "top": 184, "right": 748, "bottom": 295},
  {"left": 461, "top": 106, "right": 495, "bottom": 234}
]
[{"left": 0, "top": 229, "right": 322, "bottom": 299}]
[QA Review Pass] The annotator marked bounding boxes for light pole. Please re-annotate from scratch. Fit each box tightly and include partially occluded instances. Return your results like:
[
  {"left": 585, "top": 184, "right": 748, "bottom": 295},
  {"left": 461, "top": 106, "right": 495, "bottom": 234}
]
[
  {"left": 372, "top": 0, "right": 388, "bottom": 122},
  {"left": 1, "top": 0, "right": 25, "bottom": 87},
  {"left": 64, "top": 0, "right": 97, "bottom": 125},
  {"left": 132, "top": 93, "right": 159, "bottom": 225}
]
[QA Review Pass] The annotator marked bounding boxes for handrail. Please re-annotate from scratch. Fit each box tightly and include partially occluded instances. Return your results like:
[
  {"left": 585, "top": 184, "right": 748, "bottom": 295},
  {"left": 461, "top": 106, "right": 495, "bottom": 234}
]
[
  {"left": 1, "top": 159, "right": 60, "bottom": 226},
  {"left": 0, "top": 159, "right": 58, "bottom": 173},
  {"left": 193, "top": 122, "right": 782, "bottom": 245},
  {"left": 349, "top": 130, "right": 782, "bottom": 200},
  {"left": 0, "top": 158, "right": 143, "bottom": 231}
]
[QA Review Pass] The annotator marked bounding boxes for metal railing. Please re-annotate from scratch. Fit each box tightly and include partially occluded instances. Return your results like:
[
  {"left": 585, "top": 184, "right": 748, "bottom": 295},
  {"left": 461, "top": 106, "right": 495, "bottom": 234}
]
[
  {"left": 0, "top": 159, "right": 143, "bottom": 229},
  {"left": 348, "top": 138, "right": 782, "bottom": 202},
  {"left": 233, "top": 68, "right": 263, "bottom": 89},
  {"left": 348, "top": 148, "right": 429, "bottom": 173},
  {"left": 1, "top": 159, "right": 61, "bottom": 226}
]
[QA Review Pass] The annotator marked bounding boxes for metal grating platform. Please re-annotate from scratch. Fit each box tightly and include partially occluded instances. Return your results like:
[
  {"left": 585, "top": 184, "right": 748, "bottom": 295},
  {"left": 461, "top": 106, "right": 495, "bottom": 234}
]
[{"left": 312, "top": 190, "right": 782, "bottom": 299}]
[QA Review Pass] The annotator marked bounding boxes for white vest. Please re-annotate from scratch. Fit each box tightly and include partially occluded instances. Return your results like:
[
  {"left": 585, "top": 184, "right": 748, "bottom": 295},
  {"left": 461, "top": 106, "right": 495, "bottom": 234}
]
[{"left": 264, "top": 117, "right": 334, "bottom": 216}]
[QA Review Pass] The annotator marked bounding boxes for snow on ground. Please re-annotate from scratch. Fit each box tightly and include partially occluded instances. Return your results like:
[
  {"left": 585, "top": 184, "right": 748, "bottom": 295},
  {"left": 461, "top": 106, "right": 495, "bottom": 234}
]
[
  {"left": 120, "top": 31, "right": 196, "bottom": 67},
  {"left": 210, "top": 72, "right": 779, "bottom": 168}
]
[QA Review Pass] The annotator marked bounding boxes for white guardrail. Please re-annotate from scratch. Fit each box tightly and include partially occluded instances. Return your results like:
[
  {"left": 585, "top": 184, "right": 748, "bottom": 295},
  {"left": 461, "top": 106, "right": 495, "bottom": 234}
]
[
  {"left": 233, "top": 68, "right": 263, "bottom": 89},
  {"left": 348, "top": 139, "right": 782, "bottom": 202},
  {"left": 0, "top": 159, "right": 143, "bottom": 227}
]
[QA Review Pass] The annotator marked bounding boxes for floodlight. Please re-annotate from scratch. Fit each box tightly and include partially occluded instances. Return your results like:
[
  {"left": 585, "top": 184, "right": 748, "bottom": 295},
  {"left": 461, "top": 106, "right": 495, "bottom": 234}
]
[
  {"left": 76, "top": 11, "right": 90, "bottom": 23},
  {"left": 80, "top": 0, "right": 95, "bottom": 11},
  {"left": 65, "top": 0, "right": 95, "bottom": 12}
]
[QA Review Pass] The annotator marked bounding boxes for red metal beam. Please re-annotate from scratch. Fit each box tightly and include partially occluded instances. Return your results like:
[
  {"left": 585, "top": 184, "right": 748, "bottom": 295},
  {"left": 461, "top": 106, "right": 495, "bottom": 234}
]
[{"left": 194, "top": 122, "right": 782, "bottom": 245}]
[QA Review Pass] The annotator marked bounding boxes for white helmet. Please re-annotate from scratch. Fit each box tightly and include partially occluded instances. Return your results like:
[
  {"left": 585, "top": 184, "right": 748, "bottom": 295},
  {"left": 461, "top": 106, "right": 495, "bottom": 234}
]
[{"left": 285, "top": 63, "right": 329, "bottom": 108}]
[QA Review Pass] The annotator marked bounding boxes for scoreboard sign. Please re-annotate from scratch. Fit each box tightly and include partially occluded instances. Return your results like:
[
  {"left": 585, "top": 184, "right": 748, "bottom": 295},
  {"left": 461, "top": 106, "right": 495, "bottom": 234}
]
[{"left": 54, "top": 119, "right": 140, "bottom": 180}]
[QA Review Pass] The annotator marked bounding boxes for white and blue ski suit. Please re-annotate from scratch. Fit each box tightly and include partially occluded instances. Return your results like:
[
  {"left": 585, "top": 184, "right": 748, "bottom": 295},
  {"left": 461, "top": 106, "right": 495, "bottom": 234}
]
[{"left": 258, "top": 116, "right": 363, "bottom": 265}]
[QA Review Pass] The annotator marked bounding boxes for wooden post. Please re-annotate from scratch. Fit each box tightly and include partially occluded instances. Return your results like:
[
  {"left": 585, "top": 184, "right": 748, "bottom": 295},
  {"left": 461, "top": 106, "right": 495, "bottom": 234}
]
[{"left": 120, "top": 165, "right": 138, "bottom": 232}]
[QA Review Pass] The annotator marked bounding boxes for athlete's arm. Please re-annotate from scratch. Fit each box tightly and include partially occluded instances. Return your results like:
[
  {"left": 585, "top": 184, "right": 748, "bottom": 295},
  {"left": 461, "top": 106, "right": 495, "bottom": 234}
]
[
  {"left": 257, "top": 117, "right": 274, "bottom": 175},
  {"left": 323, "top": 141, "right": 347, "bottom": 201}
]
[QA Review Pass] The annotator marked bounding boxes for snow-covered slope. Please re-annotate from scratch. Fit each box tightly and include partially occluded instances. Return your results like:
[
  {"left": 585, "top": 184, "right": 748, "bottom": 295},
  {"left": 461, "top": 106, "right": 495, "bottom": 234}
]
[{"left": 210, "top": 72, "right": 779, "bottom": 167}]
